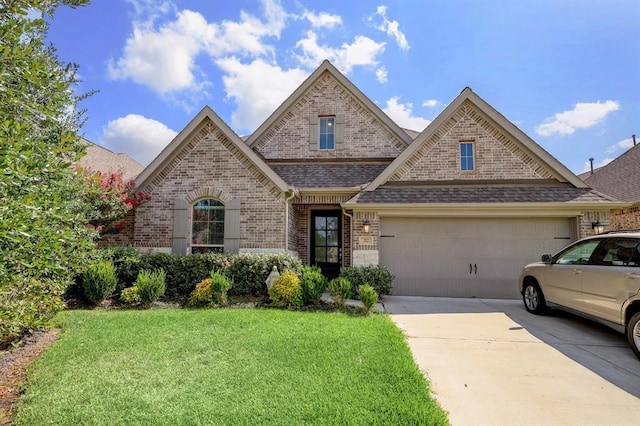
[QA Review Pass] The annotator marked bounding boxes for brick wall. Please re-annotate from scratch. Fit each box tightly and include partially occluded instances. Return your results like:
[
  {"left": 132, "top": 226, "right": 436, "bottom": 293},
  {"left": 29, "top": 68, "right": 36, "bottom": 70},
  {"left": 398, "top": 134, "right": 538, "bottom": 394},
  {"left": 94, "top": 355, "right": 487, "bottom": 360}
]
[
  {"left": 392, "top": 102, "right": 555, "bottom": 182},
  {"left": 610, "top": 205, "right": 640, "bottom": 230},
  {"left": 253, "top": 71, "right": 407, "bottom": 160},
  {"left": 134, "top": 119, "right": 286, "bottom": 251}
]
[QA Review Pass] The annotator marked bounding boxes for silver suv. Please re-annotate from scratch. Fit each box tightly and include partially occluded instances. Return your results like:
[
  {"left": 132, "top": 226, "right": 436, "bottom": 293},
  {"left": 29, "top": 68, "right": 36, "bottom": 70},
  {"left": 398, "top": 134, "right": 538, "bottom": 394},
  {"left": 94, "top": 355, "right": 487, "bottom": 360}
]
[{"left": 519, "top": 231, "right": 640, "bottom": 360}]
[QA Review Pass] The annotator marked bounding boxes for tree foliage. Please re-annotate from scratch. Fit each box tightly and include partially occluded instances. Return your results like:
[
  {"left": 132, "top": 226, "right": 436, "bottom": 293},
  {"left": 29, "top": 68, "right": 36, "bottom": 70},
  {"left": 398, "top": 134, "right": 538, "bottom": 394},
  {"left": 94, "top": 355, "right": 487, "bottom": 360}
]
[{"left": 0, "top": 0, "right": 93, "bottom": 346}]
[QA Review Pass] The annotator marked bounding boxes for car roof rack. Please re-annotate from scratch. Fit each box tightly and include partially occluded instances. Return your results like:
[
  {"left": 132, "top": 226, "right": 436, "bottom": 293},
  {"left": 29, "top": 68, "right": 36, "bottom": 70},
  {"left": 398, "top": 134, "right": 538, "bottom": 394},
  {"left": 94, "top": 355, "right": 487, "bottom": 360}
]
[{"left": 599, "top": 229, "right": 640, "bottom": 235}]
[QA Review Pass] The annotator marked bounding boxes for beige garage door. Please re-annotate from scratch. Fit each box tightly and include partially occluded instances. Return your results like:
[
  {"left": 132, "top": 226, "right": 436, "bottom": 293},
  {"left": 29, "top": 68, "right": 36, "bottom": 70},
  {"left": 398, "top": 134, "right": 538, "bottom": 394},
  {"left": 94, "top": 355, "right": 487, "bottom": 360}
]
[{"left": 380, "top": 217, "right": 575, "bottom": 298}]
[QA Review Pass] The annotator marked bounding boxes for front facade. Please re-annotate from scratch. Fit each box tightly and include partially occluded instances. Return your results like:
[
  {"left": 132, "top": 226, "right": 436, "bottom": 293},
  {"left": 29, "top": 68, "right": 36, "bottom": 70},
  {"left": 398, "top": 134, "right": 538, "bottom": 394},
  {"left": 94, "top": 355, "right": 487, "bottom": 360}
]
[{"left": 130, "top": 61, "right": 626, "bottom": 298}]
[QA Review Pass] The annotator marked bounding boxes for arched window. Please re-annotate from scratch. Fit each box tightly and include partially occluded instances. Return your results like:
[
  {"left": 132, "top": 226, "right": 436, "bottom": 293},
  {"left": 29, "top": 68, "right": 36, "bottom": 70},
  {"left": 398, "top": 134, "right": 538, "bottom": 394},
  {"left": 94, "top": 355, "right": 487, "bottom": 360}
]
[{"left": 191, "top": 199, "right": 224, "bottom": 253}]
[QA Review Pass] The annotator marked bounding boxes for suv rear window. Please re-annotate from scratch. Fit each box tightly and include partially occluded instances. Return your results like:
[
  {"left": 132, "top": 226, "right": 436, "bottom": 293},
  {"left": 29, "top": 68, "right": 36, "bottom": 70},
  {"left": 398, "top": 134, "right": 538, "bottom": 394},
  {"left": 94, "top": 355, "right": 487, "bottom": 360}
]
[{"left": 592, "top": 238, "right": 640, "bottom": 267}]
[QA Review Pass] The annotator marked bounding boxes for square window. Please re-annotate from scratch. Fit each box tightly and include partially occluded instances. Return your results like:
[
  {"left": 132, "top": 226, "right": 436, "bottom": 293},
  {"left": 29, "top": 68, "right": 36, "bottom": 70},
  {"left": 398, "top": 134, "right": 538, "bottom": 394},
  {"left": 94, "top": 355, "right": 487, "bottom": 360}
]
[
  {"left": 319, "top": 117, "right": 335, "bottom": 150},
  {"left": 460, "top": 142, "right": 474, "bottom": 171}
]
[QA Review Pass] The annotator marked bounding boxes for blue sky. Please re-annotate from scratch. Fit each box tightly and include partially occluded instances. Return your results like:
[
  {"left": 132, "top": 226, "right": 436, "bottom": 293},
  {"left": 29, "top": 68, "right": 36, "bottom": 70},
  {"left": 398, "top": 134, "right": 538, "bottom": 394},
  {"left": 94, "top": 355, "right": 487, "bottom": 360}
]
[{"left": 47, "top": 0, "right": 639, "bottom": 173}]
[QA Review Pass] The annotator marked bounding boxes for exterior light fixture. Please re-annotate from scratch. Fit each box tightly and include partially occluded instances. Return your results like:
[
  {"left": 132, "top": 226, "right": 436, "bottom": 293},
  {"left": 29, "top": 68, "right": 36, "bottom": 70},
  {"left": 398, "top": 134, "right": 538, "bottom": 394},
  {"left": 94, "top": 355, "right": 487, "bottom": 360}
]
[
  {"left": 591, "top": 220, "right": 604, "bottom": 235},
  {"left": 362, "top": 220, "right": 371, "bottom": 234}
]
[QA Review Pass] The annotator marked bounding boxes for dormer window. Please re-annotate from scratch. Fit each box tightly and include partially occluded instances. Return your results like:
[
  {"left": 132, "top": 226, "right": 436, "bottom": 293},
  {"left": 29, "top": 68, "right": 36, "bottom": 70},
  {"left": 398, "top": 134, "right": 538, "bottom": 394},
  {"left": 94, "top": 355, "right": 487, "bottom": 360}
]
[
  {"left": 460, "top": 142, "right": 474, "bottom": 171},
  {"left": 319, "top": 117, "right": 335, "bottom": 150}
]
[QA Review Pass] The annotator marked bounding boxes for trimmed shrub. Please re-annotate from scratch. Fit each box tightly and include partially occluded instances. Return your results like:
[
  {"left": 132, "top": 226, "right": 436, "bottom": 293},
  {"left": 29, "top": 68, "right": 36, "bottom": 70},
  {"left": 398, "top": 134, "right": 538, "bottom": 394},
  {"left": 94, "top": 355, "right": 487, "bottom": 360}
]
[
  {"left": 339, "top": 266, "right": 394, "bottom": 296},
  {"left": 187, "top": 278, "right": 213, "bottom": 307},
  {"left": 135, "top": 269, "right": 166, "bottom": 305},
  {"left": 227, "top": 253, "right": 302, "bottom": 296},
  {"left": 120, "top": 286, "right": 140, "bottom": 304},
  {"left": 82, "top": 260, "right": 118, "bottom": 305},
  {"left": 210, "top": 270, "right": 232, "bottom": 306},
  {"left": 358, "top": 284, "right": 379, "bottom": 314},
  {"left": 328, "top": 277, "right": 352, "bottom": 307},
  {"left": 269, "top": 270, "right": 303, "bottom": 309},
  {"left": 299, "top": 265, "right": 326, "bottom": 304}
]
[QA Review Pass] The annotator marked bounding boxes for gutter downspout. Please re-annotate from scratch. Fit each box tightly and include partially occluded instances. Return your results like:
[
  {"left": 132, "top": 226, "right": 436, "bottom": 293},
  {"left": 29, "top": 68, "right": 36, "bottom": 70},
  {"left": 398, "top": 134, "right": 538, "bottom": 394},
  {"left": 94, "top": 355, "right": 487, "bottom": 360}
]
[{"left": 285, "top": 187, "right": 298, "bottom": 253}]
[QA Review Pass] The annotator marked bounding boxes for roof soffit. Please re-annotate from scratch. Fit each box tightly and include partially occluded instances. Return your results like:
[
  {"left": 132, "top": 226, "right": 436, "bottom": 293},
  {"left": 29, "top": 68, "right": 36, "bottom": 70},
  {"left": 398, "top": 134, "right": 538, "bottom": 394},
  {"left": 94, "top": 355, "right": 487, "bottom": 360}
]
[
  {"left": 245, "top": 60, "right": 413, "bottom": 148},
  {"left": 134, "top": 106, "right": 289, "bottom": 192},
  {"left": 365, "top": 88, "right": 587, "bottom": 191}
]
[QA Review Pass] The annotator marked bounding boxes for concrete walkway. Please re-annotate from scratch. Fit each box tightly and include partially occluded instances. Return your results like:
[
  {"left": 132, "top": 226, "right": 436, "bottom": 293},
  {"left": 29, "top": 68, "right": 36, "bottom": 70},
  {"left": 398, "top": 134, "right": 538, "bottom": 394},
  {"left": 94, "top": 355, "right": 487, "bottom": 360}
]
[{"left": 383, "top": 296, "right": 640, "bottom": 426}]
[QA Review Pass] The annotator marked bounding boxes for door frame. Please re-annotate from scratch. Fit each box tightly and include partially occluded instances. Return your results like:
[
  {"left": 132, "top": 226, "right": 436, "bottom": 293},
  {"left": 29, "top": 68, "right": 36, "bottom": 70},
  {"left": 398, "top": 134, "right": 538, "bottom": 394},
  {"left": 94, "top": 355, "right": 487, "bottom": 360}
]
[{"left": 309, "top": 209, "right": 343, "bottom": 279}]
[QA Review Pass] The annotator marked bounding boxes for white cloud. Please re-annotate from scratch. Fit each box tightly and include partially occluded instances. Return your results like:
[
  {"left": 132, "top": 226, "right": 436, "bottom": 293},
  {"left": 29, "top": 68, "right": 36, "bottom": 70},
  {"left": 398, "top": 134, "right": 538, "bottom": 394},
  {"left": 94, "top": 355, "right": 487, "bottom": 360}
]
[
  {"left": 535, "top": 100, "right": 620, "bottom": 137},
  {"left": 382, "top": 97, "right": 430, "bottom": 131},
  {"left": 605, "top": 136, "right": 635, "bottom": 154},
  {"left": 370, "top": 5, "right": 409, "bottom": 51},
  {"left": 422, "top": 99, "right": 439, "bottom": 108},
  {"left": 101, "top": 114, "right": 178, "bottom": 165},
  {"left": 304, "top": 11, "right": 342, "bottom": 28},
  {"left": 582, "top": 157, "right": 614, "bottom": 173},
  {"left": 216, "top": 58, "right": 308, "bottom": 132},
  {"left": 109, "top": 0, "right": 289, "bottom": 96},
  {"left": 376, "top": 67, "right": 388, "bottom": 83},
  {"left": 295, "top": 31, "right": 386, "bottom": 74}
]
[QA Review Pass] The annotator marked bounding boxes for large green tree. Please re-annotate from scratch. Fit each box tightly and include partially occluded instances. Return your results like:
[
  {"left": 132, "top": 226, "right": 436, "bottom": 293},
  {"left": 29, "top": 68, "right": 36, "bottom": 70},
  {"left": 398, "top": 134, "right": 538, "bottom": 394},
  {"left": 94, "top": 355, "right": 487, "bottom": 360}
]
[{"left": 0, "top": 0, "right": 95, "bottom": 345}]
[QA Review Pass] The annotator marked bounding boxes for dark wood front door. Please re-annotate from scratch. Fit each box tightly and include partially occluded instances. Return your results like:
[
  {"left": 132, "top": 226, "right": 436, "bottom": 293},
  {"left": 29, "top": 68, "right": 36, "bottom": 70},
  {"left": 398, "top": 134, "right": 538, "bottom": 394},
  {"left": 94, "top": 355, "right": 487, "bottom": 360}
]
[{"left": 310, "top": 210, "right": 342, "bottom": 278}]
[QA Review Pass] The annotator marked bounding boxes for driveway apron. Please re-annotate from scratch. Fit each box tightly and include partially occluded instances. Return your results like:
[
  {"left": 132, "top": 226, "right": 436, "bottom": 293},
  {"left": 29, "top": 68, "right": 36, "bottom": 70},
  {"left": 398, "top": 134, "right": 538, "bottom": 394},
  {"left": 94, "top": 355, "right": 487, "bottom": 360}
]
[{"left": 384, "top": 296, "right": 640, "bottom": 426}]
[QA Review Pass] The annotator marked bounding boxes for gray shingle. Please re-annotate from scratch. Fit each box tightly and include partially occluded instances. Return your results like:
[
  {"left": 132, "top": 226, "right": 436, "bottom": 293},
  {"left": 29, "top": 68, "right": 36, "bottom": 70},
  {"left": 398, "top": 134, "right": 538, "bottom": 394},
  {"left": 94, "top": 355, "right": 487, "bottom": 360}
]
[
  {"left": 584, "top": 144, "right": 640, "bottom": 202},
  {"left": 269, "top": 163, "right": 390, "bottom": 188}
]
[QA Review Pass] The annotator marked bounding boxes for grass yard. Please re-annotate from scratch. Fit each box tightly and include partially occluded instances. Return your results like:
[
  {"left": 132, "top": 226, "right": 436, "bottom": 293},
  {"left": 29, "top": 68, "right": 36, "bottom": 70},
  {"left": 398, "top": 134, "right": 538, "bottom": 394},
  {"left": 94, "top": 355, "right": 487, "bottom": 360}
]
[{"left": 14, "top": 308, "right": 448, "bottom": 425}]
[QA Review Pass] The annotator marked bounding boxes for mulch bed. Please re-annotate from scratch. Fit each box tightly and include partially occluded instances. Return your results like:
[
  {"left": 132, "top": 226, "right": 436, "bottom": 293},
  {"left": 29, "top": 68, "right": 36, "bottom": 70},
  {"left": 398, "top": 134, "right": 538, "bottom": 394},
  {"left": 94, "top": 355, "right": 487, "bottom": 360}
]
[{"left": 0, "top": 329, "right": 59, "bottom": 426}]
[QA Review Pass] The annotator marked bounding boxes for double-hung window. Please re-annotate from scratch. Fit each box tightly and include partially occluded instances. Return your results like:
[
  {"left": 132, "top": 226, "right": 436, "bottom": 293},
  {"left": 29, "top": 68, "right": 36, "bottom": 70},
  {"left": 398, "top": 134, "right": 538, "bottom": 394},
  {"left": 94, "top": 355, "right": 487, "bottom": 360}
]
[
  {"left": 460, "top": 142, "right": 474, "bottom": 171},
  {"left": 319, "top": 117, "right": 335, "bottom": 150},
  {"left": 191, "top": 199, "right": 224, "bottom": 253}
]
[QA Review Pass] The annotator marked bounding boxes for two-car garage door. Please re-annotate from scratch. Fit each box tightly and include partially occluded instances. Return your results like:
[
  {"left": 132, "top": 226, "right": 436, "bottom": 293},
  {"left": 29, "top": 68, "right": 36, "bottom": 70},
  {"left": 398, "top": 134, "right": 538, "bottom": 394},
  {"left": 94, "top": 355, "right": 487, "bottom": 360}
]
[{"left": 379, "top": 217, "right": 575, "bottom": 299}]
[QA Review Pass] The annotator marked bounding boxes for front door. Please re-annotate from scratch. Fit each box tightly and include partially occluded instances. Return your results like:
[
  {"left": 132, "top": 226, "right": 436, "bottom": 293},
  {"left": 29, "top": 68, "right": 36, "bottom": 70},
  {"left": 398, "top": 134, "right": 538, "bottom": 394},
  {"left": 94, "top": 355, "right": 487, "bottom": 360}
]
[{"left": 311, "top": 210, "right": 342, "bottom": 279}]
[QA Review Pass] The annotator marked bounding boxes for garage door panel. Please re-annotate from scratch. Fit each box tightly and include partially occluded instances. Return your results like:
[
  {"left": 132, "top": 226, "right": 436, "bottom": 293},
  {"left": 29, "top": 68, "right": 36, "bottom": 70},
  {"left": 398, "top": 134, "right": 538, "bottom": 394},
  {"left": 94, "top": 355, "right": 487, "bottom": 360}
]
[{"left": 380, "top": 217, "right": 574, "bottom": 298}]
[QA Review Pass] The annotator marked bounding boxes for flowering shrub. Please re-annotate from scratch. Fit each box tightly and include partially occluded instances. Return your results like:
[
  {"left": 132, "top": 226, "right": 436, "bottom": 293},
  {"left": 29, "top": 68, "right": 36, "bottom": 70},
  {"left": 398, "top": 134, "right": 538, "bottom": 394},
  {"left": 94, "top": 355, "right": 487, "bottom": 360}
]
[
  {"left": 269, "top": 270, "right": 303, "bottom": 309},
  {"left": 76, "top": 167, "right": 150, "bottom": 236}
]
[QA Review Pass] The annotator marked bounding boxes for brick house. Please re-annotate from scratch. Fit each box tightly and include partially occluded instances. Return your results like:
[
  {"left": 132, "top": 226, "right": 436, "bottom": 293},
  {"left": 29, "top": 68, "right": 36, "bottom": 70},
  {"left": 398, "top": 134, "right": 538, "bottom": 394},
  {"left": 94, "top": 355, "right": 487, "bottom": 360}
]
[
  {"left": 582, "top": 142, "right": 640, "bottom": 231},
  {"left": 130, "top": 60, "right": 625, "bottom": 298}
]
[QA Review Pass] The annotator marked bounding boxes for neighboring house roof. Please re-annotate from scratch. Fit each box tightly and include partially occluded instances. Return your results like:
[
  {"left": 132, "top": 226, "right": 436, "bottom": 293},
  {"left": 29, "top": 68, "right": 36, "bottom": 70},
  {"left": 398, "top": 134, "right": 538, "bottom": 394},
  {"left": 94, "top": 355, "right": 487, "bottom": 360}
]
[
  {"left": 134, "top": 106, "right": 289, "bottom": 192},
  {"left": 245, "top": 60, "right": 414, "bottom": 149},
  {"left": 402, "top": 128, "right": 421, "bottom": 140},
  {"left": 77, "top": 138, "right": 144, "bottom": 181},
  {"left": 269, "top": 161, "right": 391, "bottom": 189},
  {"left": 366, "top": 87, "right": 588, "bottom": 191},
  {"left": 584, "top": 143, "right": 640, "bottom": 202}
]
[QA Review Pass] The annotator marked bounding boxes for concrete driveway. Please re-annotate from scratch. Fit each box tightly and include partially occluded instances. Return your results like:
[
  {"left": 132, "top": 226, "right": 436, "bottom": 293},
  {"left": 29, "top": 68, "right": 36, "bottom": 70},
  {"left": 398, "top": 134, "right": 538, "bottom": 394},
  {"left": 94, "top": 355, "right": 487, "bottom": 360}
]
[{"left": 383, "top": 296, "right": 640, "bottom": 425}]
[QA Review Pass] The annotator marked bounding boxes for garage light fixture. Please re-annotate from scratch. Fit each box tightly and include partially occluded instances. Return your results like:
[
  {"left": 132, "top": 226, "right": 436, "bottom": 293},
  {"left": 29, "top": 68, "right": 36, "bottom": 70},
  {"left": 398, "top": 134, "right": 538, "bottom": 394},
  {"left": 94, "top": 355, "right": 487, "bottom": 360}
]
[
  {"left": 362, "top": 220, "right": 371, "bottom": 234},
  {"left": 591, "top": 220, "right": 604, "bottom": 235}
]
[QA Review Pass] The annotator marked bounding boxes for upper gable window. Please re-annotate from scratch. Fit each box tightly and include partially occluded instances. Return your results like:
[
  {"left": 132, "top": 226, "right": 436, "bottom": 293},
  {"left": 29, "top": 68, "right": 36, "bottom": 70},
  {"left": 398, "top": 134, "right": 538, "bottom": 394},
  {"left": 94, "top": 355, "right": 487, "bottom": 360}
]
[
  {"left": 460, "top": 142, "right": 474, "bottom": 171},
  {"left": 319, "top": 117, "right": 335, "bottom": 150}
]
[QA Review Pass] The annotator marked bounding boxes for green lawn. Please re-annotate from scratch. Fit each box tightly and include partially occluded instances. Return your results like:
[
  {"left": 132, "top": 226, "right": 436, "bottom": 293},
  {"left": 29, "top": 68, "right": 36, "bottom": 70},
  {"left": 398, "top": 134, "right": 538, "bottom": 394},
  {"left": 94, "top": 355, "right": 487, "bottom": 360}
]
[{"left": 15, "top": 308, "right": 448, "bottom": 425}]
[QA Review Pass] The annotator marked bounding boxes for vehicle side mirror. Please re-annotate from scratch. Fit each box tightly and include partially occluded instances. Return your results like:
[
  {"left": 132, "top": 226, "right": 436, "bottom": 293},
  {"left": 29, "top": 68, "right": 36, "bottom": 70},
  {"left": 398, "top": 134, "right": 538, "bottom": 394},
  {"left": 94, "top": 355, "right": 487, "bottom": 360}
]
[{"left": 541, "top": 254, "right": 552, "bottom": 264}]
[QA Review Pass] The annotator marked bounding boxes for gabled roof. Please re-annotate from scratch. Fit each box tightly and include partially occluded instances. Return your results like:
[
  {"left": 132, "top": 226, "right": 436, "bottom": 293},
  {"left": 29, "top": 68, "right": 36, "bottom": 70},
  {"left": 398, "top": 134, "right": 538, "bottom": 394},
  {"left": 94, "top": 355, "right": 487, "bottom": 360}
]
[
  {"left": 366, "top": 88, "right": 588, "bottom": 191},
  {"left": 77, "top": 138, "right": 144, "bottom": 181},
  {"left": 245, "top": 60, "right": 413, "bottom": 148},
  {"left": 135, "top": 106, "right": 289, "bottom": 192},
  {"left": 584, "top": 143, "right": 640, "bottom": 202}
]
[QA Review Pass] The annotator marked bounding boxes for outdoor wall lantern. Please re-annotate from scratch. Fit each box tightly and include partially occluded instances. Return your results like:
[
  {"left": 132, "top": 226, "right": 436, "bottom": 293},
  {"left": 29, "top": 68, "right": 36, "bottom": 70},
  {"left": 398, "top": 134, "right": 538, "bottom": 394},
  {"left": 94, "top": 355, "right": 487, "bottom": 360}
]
[
  {"left": 362, "top": 220, "right": 371, "bottom": 234},
  {"left": 591, "top": 220, "right": 604, "bottom": 235}
]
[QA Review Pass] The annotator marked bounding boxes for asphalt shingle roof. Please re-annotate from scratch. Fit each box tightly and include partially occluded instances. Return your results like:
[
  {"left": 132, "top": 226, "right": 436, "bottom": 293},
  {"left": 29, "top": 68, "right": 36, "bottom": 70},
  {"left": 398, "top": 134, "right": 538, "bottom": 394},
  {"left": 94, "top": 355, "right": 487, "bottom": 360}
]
[
  {"left": 584, "top": 144, "right": 640, "bottom": 202},
  {"left": 349, "top": 186, "right": 617, "bottom": 204},
  {"left": 269, "top": 162, "right": 391, "bottom": 188}
]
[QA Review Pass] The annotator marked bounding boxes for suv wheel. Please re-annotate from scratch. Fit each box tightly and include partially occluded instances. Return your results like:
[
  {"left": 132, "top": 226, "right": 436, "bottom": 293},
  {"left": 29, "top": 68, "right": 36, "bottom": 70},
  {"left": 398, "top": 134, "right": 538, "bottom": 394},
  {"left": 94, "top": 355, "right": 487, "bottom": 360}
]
[
  {"left": 627, "top": 312, "right": 640, "bottom": 360},
  {"left": 523, "top": 280, "right": 547, "bottom": 315}
]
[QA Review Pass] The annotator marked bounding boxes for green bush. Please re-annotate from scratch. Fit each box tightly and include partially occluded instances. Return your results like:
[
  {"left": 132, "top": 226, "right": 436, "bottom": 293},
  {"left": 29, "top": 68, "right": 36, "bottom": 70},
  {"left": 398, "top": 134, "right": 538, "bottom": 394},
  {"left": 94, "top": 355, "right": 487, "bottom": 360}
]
[
  {"left": 339, "top": 266, "right": 394, "bottom": 295},
  {"left": 358, "top": 284, "right": 379, "bottom": 314},
  {"left": 120, "top": 286, "right": 140, "bottom": 304},
  {"left": 135, "top": 269, "right": 166, "bottom": 305},
  {"left": 82, "top": 260, "right": 118, "bottom": 305},
  {"left": 328, "top": 277, "right": 352, "bottom": 306},
  {"left": 103, "top": 247, "right": 142, "bottom": 293},
  {"left": 210, "top": 270, "right": 232, "bottom": 306},
  {"left": 299, "top": 265, "right": 327, "bottom": 303},
  {"left": 227, "top": 253, "right": 302, "bottom": 296},
  {"left": 0, "top": 278, "right": 66, "bottom": 347},
  {"left": 269, "top": 270, "right": 303, "bottom": 309}
]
